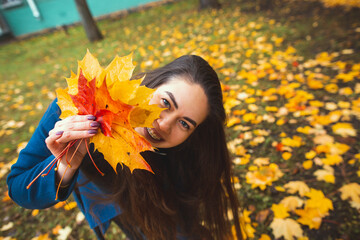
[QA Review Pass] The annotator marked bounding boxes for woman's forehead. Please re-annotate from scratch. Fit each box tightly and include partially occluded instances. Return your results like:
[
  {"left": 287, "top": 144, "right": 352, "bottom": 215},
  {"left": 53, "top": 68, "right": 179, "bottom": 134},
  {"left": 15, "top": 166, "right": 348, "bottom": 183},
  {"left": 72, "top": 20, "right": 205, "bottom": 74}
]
[{"left": 155, "top": 77, "right": 208, "bottom": 124}]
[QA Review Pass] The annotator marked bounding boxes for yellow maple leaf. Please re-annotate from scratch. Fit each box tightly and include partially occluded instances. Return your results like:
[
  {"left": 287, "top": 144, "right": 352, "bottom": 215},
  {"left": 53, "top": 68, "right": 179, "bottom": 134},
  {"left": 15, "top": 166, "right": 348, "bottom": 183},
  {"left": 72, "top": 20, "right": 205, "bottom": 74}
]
[
  {"left": 315, "top": 52, "right": 333, "bottom": 64},
  {"left": 259, "top": 234, "right": 271, "bottom": 240},
  {"left": 31, "top": 233, "right": 51, "bottom": 240},
  {"left": 271, "top": 203, "right": 290, "bottom": 218},
  {"left": 328, "top": 142, "right": 350, "bottom": 155},
  {"left": 52, "top": 225, "right": 62, "bottom": 235},
  {"left": 56, "top": 50, "right": 163, "bottom": 173},
  {"left": 298, "top": 237, "right": 309, "bottom": 240},
  {"left": 307, "top": 79, "right": 324, "bottom": 90},
  {"left": 275, "top": 186, "right": 286, "bottom": 192},
  {"left": 245, "top": 163, "right": 283, "bottom": 190},
  {"left": 233, "top": 156, "right": 250, "bottom": 165},
  {"left": 339, "top": 87, "right": 353, "bottom": 95},
  {"left": 321, "top": 154, "right": 343, "bottom": 166},
  {"left": 325, "top": 83, "right": 338, "bottom": 93},
  {"left": 339, "top": 183, "right": 360, "bottom": 203},
  {"left": 227, "top": 116, "right": 241, "bottom": 127},
  {"left": 270, "top": 218, "right": 303, "bottom": 240},
  {"left": 280, "top": 196, "right": 304, "bottom": 211},
  {"left": 232, "top": 209, "right": 255, "bottom": 240},
  {"left": 31, "top": 209, "right": 39, "bottom": 216},
  {"left": 2, "top": 192, "right": 11, "bottom": 203},
  {"left": 311, "top": 115, "right": 332, "bottom": 126},
  {"left": 295, "top": 207, "right": 323, "bottom": 229},
  {"left": 305, "top": 150, "right": 317, "bottom": 159},
  {"left": 313, "top": 165, "right": 335, "bottom": 183},
  {"left": 64, "top": 201, "right": 77, "bottom": 211},
  {"left": 350, "top": 201, "right": 360, "bottom": 210},
  {"left": 281, "top": 136, "right": 303, "bottom": 147},
  {"left": 53, "top": 201, "right": 67, "bottom": 209},
  {"left": 284, "top": 181, "right": 310, "bottom": 197},
  {"left": 235, "top": 145, "right": 247, "bottom": 156},
  {"left": 276, "top": 118, "right": 285, "bottom": 126},
  {"left": 240, "top": 209, "right": 255, "bottom": 239},
  {"left": 313, "top": 134, "right": 334, "bottom": 145},
  {"left": 77, "top": 51, "right": 106, "bottom": 88},
  {"left": 253, "top": 157, "right": 270, "bottom": 166},
  {"left": 302, "top": 160, "right": 313, "bottom": 170},
  {"left": 338, "top": 101, "right": 351, "bottom": 109},
  {"left": 332, "top": 122, "right": 357, "bottom": 137},
  {"left": 282, "top": 152, "right": 292, "bottom": 161},
  {"left": 297, "top": 126, "right": 313, "bottom": 134},
  {"left": 265, "top": 106, "right": 278, "bottom": 112},
  {"left": 242, "top": 112, "right": 257, "bottom": 122},
  {"left": 223, "top": 97, "right": 240, "bottom": 114},
  {"left": 305, "top": 188, "right": 333, "bottom": 215}
]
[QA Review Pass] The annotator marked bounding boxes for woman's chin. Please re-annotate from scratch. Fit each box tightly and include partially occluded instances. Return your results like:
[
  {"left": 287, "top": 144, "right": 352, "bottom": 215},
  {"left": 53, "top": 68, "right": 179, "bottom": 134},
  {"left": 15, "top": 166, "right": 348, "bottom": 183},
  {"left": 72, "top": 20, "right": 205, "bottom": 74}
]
[{"left": 135, "top": 127, "right": 164, "bottom": 148}]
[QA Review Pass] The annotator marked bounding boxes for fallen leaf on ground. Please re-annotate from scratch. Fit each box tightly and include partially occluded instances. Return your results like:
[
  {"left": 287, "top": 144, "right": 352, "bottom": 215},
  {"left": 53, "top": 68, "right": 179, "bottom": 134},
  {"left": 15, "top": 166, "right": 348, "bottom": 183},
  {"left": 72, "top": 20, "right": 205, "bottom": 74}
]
[{"left": 270, "top": 218, "right": 303, "bottom": 240}]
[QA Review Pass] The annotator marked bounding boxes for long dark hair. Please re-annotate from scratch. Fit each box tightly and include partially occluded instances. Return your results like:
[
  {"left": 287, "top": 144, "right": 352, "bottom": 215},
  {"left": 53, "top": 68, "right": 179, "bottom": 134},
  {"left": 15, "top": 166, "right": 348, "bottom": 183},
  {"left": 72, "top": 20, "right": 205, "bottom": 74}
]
[{"left": 81, "top": 55, "right": 242, "bottom": 239}]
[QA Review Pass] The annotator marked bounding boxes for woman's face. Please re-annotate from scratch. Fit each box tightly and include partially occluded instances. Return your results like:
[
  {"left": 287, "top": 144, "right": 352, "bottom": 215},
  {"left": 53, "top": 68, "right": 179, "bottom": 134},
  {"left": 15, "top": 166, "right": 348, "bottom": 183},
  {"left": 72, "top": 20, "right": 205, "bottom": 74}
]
[{"left": 135, "top": 76, "right": 208, "bottom": 148}]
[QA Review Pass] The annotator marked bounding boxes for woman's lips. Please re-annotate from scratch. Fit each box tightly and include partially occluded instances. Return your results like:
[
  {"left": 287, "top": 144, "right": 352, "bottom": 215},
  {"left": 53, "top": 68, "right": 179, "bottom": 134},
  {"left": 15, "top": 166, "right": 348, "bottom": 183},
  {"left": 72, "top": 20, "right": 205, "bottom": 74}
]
[{"left": 145, "top": 127, "right": 163, "bottom": 142}]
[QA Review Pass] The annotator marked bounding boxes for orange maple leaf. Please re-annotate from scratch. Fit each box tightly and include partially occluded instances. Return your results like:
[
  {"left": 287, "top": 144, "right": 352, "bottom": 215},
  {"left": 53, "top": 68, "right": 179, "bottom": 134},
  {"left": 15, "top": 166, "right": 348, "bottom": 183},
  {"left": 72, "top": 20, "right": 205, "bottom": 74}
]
[{"left": 56, "top": 50, "right": 163, "bottom": 173}]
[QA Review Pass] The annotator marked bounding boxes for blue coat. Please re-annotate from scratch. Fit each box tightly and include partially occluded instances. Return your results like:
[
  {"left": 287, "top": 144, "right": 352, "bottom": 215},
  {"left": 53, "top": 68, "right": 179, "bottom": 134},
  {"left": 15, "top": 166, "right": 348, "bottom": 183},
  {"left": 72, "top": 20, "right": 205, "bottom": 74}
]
[{"left": 7, "top": 100, "right": 121, "bottom": 235}]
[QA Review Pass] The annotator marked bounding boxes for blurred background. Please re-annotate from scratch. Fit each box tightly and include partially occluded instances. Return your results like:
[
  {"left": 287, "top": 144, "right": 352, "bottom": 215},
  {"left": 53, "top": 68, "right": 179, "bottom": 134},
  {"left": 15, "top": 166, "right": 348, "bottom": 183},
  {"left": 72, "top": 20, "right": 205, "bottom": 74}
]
[{"left": 0, "top": 0, "right": 359, "bottom": 239}]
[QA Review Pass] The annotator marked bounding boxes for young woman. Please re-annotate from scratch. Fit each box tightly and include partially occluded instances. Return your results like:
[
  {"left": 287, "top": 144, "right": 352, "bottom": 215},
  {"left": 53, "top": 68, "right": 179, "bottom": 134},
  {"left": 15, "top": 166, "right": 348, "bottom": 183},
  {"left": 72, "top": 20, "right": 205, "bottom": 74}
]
[{"left": 7, "top": 55, "right": 242, "bottom": 239}]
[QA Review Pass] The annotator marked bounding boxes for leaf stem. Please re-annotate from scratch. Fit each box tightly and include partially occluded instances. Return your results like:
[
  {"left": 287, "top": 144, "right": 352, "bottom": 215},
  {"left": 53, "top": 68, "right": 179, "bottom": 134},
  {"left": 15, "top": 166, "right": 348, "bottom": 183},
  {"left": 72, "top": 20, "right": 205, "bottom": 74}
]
[
  {"left": 26, "top": 140, "right": 78, "bottom": 189},
  {"left": 26, "top": 157, "right": 59, "bottom": 189},
  {"left": 42, "top": 140, "right": 78, "bottom": 177},
  {"left": 55, "top": 162, "right": 69, "bottom": 201},
  {"left": 27, "top": 137, "right": 106, "bottom": 199},
  {"left": 55, "top": 139, "right": 83, "bottom": 200},
  {"left": 85, "top": 138, "right": 104, "bottom": 176}
]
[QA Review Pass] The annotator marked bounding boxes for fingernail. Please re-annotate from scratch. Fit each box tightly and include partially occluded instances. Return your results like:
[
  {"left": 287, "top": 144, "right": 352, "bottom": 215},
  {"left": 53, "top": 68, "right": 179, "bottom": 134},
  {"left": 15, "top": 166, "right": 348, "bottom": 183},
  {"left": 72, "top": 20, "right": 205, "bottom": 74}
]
[
  {"left": 90, "top": 121, "right": 100, "bottom": 127},
  {"left": 88, "top": 129, "right": 98, "bottom": 134},
  {"left": 87, "top": 115, "right": 96, "bottom": 120},
  {"left": 56, "top": 131, "right": 64, "bottom": 135}
]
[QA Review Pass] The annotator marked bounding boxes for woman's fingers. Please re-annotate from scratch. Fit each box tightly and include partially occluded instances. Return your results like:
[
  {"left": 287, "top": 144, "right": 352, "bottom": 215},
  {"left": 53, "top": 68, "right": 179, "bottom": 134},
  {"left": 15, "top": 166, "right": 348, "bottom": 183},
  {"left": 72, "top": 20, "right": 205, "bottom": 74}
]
[
  {"left": 55, "top": 115, "right": 98, "bottom": 129},
  {"left": 55, "top": 129, "right": 98, "bottom": 143},
  {"left": 54, "top": 120, "right": 99, "bottom": 132},
  {"left": 47, "top": 115, "right": 101, "bottom": 145},
  {"left": 45, "top": 131, "right": 63, "bottom": 147},
  {"left": 45, "top": 115, "right": 99, "bottom": 171},
  {"left": 62, "top": 115, "right": 96, "bottom": 123},
  {"left": 46, "top": 127, "right": 96, "bottom": 157},
  {"left": 50, "top": 115, "right": 100, "bottom": 135},
  {"left": 53, "top": 115, "right": 94, "bottom": 130}
]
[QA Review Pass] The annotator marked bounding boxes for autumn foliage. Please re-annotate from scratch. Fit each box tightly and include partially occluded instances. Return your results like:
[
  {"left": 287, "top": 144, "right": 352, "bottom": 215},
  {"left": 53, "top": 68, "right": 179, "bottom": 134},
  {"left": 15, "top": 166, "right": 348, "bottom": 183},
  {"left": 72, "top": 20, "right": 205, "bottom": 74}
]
[
  {"left": 1, "top": 0, "right": 359, "bottom": 239},
  {"left": 226, "top": 48, "right": 360, "bottom": 239},
  {"left": 57, "top": 50, "right": 162, "bottom": 173}
]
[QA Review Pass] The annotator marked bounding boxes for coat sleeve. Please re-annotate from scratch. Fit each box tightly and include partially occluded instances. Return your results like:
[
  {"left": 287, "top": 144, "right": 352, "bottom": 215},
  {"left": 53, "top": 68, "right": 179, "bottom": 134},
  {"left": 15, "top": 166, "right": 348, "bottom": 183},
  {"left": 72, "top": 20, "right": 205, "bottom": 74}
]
[{"left": 7, "top": 99, "right": 78, "bottom": 209}]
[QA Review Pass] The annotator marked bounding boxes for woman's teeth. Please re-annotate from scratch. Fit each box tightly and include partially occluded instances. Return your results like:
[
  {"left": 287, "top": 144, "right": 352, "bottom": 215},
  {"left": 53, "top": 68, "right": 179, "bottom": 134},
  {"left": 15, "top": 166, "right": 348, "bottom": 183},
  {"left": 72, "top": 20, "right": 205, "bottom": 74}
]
[{"left": 147, "top": 128, "right": 161, "bottom": 140}]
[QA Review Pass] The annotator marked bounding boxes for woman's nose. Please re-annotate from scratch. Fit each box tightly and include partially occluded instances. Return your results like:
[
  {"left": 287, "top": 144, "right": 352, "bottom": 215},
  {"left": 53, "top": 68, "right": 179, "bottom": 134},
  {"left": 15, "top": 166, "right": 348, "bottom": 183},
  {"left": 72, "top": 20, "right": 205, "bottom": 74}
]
[{"left": 157, "top": 113, "right": 173, "bottom": 134}]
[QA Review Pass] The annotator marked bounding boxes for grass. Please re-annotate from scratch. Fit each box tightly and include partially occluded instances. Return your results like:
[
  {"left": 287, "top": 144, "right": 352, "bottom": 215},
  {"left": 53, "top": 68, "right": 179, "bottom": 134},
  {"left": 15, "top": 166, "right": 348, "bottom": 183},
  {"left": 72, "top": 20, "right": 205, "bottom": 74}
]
[{"left": 0, "top": 0, "right": 359, "bottom": 239}]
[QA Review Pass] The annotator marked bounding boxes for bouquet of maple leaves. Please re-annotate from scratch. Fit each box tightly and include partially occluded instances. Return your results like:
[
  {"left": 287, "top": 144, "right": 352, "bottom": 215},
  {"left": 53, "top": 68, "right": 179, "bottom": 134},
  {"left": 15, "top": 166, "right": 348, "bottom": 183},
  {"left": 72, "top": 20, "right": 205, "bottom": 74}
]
[{"left": 27, "top": 50, "right": 162, "bottom": 198}]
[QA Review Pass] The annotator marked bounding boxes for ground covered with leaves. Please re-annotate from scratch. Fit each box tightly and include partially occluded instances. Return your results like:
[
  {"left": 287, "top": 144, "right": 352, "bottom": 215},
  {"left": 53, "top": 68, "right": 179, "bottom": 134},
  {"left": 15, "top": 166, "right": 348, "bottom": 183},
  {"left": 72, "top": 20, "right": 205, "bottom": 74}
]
[{"left": 0, "top": 0, "right": 359, "bottom": 239}]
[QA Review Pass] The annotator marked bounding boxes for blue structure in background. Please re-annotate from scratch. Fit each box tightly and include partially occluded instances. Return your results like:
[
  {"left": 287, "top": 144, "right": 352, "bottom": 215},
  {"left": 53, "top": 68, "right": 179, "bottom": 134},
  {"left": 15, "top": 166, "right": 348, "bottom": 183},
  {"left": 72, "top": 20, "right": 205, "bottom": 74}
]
[{"left": 0, "top": 0, "right": 157, "bottom": 37}]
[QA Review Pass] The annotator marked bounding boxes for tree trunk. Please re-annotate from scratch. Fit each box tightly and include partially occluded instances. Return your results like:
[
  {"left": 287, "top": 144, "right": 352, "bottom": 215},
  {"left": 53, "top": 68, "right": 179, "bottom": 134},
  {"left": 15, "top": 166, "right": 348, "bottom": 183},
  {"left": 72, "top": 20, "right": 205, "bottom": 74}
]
[
  {"left": 74, "top": 0, "right": 103, "bottom": 42},
  {"left": 199, "top": 0, "right": 221, "bottom": 10}
]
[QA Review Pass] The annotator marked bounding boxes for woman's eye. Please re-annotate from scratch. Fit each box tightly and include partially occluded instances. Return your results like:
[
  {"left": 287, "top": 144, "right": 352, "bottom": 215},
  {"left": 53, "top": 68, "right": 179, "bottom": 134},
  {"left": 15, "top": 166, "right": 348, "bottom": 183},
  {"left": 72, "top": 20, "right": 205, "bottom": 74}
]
[
  {"left": 162, "top": 99, "right": 170, "bottom": 109},
  {"left": 179, "top": 120, "right": 190, "bottom": 130}
]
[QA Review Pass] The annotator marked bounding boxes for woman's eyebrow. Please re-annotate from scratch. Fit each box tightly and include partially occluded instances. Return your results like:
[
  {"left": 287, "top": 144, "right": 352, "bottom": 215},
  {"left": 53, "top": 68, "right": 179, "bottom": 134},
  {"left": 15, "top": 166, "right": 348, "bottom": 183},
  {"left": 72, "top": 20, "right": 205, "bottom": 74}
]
[
  {"left": 165, "top": 91, "right": 178, "bottom": 109},
  {"left": 184, "top": 117, "right": 197, "bottom": 127},
  {"left": 165, "top": 91, "right": 197, "bottom": 127}
]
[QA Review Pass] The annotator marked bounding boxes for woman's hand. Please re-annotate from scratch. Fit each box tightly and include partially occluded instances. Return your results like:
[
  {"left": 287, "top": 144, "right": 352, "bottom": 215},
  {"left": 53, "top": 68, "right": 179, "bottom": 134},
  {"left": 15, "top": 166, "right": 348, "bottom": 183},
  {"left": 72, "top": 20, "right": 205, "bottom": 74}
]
[{"left": 45, "top": 115, "right": 99, "bottom": 185}]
